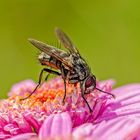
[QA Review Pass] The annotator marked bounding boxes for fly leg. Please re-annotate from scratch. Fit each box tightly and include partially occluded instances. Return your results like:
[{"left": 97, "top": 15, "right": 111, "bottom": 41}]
[
  {"left": 44, "top": 68, "right": 52, "bottom": 81},
  {"left": 44, "top": 57, "right": 53, "bottom": 81},
  {"left": 63, "top": 79, "right": 67, "bottom": 104},
  {"left": 44, "top": 73, "right": 50, "bottom": 81},
  {"left": 20, "top": 68, "right": 61, "bottom": 100},
  {"left": 61, "top": 66, "right": 67, "bottom": 104},
  {"left": 80, "top": 82, "right": 92, "bottom": 113}
]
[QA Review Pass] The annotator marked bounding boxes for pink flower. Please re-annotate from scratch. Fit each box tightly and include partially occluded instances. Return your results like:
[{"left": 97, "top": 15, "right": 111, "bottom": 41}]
[{"left": 1, "top": 77, "right": 140, "bottom": 140}]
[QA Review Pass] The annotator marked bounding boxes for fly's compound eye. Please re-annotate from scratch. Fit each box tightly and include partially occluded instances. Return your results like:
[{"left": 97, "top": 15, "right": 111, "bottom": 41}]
[
  {"left": 85, "top": 76, "right": 95, "bottom": 87},
  {"left": 85, "top": 76, "right": 96, "bottom": 94}
]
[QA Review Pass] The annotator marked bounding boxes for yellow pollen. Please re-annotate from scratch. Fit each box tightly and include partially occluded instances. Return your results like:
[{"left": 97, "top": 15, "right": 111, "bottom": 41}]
[{"left": 6, "top": 82, "right": 80, "bottom": 112}]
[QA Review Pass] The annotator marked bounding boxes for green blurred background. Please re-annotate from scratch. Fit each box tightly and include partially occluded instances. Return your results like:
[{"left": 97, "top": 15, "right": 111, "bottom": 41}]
[{"left": 0, "top": 0, "right": 140, "bottom": 97}]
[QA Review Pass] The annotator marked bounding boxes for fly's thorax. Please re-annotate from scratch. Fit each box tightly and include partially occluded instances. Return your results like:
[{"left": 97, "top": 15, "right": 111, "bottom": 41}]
[{"left": 71, "top": 54, "right": 90, "bottom": 80}]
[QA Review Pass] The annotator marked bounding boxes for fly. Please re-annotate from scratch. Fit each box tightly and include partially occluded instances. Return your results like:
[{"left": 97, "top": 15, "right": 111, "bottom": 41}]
[{"left": 21, "top": 28, "right": 115, "bottom": 112}]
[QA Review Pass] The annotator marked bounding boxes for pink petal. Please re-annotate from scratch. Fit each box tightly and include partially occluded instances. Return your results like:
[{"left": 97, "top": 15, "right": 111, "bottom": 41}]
[
  {"left": 73, "top": 116, "right": 140, "bottom": 140},
  {"left": 24, "top": 112, "right": 40, "bottom": 133},
  {"left": 8, "top": 80, "right": 36, "bottom": 96},
  {"left": 39, "top": 112, "right": 72, "bottom": 139},
  {"left": 72, "top": 84, "right": 140, "bottom": 140},
  {"left": 112, "top": 83, "right": 140, "bottom": 97},
  {"left": 73, "top": 123, "right": 94, "bottom": 139},
  {"left": 14, "top": 118, "right": 33, "bottom": 133},
  {"left": 96, "top": 84, "right": 140, "bottom": 122},
  {"left": 92, "top": 116, "right": 140, "bottom": 140},
  {"left": 99, "top": 79, "right": 116, "bottom": 87},
  {"left": 6, "top": 133, "right": 36, "bottom": 140},
  {"left": 0, "top": 134, "right": 11, "bottom": 139}
]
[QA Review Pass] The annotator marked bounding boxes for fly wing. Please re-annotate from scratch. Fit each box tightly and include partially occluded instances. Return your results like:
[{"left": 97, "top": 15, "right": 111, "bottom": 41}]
[
  {"left": 55, "top": 27, "right": 80, "bottom": 56},
  {"left": 28, "top": 38, "right": 73, "bottom": 69}
]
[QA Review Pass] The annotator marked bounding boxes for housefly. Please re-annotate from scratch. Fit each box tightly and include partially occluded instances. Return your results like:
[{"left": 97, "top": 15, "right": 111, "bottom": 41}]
[{"left": 21, "top": 28, "right": 115, "bottom": 112}]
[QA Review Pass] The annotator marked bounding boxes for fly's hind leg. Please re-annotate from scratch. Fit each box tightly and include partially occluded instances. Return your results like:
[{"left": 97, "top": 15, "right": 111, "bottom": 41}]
[
  {"left": 45, "top": 70, "right": 51, "bottom": 81},
  {"left": 20, "top": 68, "right": 61, "bottom": 100}
]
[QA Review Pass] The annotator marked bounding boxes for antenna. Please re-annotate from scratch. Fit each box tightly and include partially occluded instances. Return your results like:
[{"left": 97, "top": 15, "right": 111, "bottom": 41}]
[{"left": 95, "top": 87, "right": 116, "bottom": 98}]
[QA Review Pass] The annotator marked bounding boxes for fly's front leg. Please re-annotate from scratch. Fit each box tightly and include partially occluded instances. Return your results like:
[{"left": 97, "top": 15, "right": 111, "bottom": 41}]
[
  {"left": 80, "top": 82, "right": 92, "bottom": 113},
  {"left": 20, "top": 68, "right": 61, "bottom": 100},
  {"left": 61, "top": 66, "right": 67, "bottom": 104},
  {"left": 63, "top": 79, "right": 67, "bottom": 104}
]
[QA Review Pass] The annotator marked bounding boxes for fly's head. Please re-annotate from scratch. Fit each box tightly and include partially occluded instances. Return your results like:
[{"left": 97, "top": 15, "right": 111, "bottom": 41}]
[
  {"left": 84, "top": 75, "right": 96, "bottom": 94},
  {"left": 38, "top": 52, "right": 50, "bottom": 65}
]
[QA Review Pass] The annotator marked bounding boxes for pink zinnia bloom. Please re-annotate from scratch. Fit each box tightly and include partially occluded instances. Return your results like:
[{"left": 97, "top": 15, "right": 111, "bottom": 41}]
[{"left": 0, "top": 77, "right": 140, "bottom": 140}]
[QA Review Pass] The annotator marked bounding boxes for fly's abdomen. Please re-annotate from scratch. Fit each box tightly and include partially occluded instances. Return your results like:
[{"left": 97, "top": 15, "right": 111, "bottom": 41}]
[{"left": 38, "top": 52, "right": 62, "bottom": 69}]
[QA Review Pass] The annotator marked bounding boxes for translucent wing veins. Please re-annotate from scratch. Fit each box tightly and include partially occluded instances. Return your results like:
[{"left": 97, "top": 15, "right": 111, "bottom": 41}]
[
  {"left": 55, "top": 27, "right": 80, "bottom": 55},
  {"left": 28, "top": 38, "right": 73, "bottom": 69}
]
